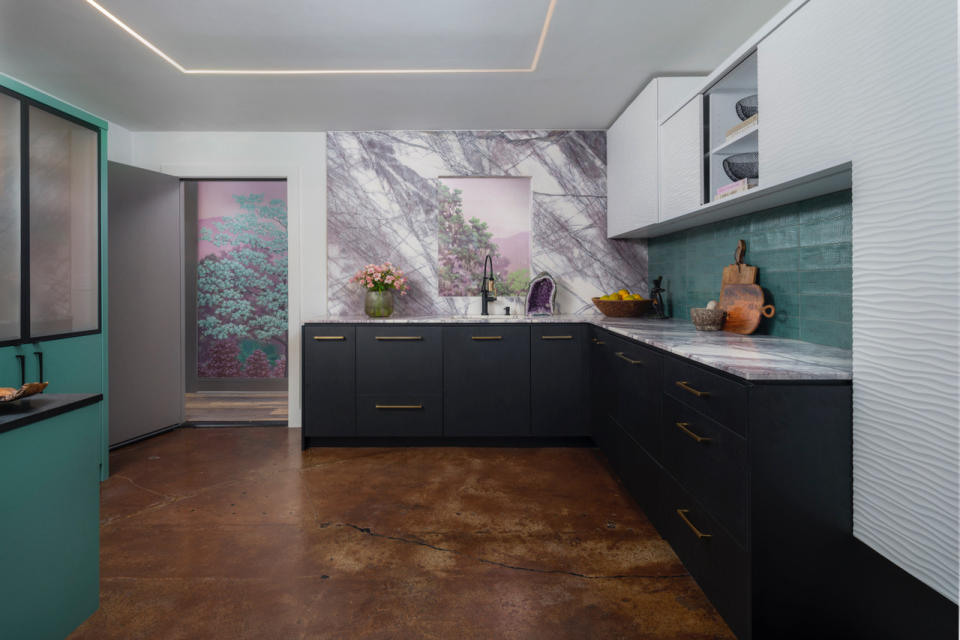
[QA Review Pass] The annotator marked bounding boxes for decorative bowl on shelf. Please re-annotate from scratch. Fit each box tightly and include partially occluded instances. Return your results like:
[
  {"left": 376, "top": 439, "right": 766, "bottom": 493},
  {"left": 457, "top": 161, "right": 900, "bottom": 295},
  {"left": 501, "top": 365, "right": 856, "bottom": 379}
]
[
  {"left": 690, "top": 308, "right": 726, "bottom": 331},
  {"left": 0, "top": 381, "right": 49, "bottom": 403},
  {"left": 723, "top": 152, "right": 759, "bottom": 181},
  {"left": 735, "top": 94, "right": 758, "bottom": 120},
  {"left": 592, "top": 297, "right": 653, "bottom": 318}
]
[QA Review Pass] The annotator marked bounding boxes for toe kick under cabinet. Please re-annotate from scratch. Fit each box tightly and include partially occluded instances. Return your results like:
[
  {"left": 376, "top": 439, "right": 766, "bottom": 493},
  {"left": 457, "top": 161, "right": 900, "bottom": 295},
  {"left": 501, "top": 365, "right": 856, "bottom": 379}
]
[{"left": 589, "top": 327, "right": 852, "bottom": 639}]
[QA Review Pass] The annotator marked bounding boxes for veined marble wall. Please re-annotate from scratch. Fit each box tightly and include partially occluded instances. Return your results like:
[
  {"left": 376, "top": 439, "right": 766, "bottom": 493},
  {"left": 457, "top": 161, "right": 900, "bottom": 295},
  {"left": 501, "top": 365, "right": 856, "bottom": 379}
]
[{"left": 327, "top": 130, "right": 646, "bottom": 315}]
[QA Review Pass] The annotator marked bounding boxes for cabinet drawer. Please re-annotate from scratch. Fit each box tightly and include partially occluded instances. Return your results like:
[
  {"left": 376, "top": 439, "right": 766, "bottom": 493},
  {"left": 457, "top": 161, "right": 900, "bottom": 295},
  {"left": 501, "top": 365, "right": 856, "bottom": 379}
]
[
  {"left": 443, "top": 326, "right": 530, "bottom": 437},
  {"left": 593, "top": 414, "right": 661, "bottom": 525},
  {"left": 663, "top": 357, "right": 747, "bottom": 436},
  {"left": 356, "top": 395, "right": 442, "bottom": 437},
  {"left": 303, "top": 326, "right": 356, "bottom": 437},
  {"left": 607, "top": 334, "right": 663, "bottom": 458},
  {"left": 661, "top": 395, "right": 747, "bottom": 545},
  {"left": 357, "top": 326, "right": 442, "bottom": 395},
  {"left": 531, "top": 325, "right": 588, "bottom": 436},
  {"left": 660, "top": 472, "right": 749, "bottom": 639}
]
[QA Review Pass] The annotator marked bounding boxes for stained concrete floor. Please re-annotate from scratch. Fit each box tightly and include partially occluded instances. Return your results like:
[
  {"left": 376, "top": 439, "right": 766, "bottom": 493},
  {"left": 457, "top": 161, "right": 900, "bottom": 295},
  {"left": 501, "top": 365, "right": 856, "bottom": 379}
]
[{"left": 70, "top": 427, "right": 734, "bottom": 639}]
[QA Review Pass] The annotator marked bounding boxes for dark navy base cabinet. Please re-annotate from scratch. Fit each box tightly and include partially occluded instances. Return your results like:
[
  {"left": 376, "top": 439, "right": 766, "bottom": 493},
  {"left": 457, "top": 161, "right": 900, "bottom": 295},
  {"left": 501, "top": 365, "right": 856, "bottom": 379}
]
[
  {"left": 298, "top": 321, "right": 947, "bottom": 640},
  {"left": 443, "top": 325, "right": 530, "bottom": 437}
]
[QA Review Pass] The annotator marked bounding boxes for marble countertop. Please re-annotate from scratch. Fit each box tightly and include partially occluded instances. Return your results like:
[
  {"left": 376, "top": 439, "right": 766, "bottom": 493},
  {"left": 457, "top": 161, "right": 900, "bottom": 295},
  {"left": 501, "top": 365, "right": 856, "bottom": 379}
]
[{"left": 304, "top": 314, "right": 852, "bottom": 382}]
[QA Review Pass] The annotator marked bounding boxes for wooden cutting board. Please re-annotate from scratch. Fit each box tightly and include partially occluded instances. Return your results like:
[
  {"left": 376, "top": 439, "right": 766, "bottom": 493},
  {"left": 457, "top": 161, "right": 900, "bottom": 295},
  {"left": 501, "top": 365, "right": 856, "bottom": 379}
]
[
  {"left": 719, "top": 284, "right": 775, "bottom": 334},
  {"left": 721, "top": 239, "right": 758, "bottom": 286},
  {"left": 721, "top": 263, "right": 758, "bottom": 286}
]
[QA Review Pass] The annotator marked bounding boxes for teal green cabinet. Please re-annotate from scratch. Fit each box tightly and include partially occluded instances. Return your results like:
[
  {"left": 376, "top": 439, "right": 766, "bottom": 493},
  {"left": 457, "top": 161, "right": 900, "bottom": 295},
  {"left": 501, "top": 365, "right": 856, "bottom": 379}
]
[
  {"left": 0, "top": 402, "right": 101, "bottom": 639},
  {"left": 0, "top": 73, "right": 109, "bottom": 480}
]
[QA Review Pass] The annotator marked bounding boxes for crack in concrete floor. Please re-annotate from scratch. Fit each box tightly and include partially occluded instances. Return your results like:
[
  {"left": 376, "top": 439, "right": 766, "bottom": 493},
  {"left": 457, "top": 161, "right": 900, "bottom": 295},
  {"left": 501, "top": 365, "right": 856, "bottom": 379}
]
[{"left": 332, "top": 522, "right": 689, "bottom": 581}]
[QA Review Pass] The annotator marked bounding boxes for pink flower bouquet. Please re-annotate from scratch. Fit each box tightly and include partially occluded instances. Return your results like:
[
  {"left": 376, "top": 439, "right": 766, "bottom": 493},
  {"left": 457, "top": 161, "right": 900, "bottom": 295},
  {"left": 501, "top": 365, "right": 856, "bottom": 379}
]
[{"left": 349, "top": 262, "right": 409, "bottom": 296}]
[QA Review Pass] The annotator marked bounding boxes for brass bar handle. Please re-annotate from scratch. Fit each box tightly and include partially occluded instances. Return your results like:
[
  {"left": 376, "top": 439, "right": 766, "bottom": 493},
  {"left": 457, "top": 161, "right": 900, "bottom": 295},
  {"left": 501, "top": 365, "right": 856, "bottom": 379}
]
[
  {"left": 676, "top": 509, "right": 712, "bottom": 539},
  {"left": 615, "top": 351, "right": 644, "bottom": 365},
  {"left": 675, "top": 422, "right": 711, "bottom": 444},
  {"left": 375, "top": 336, "right": 423, "bottom": 341},
  {"left": 313, "top": 336, "right": 345, "bottom": 341},
  {"left": 676, "top": 380, "right": 709, "bottom": 398},
  {"left": 592, "top": 339, "right": 605, "bottom": 345},
  {"left": 472, "top": 336, "right": 502, "bottom": 341},
  {"left": 375, "top": 404, "right": 423, "bottom": 410},
  {"left": 541, "top": 335, "right": 573, "bottom": 340}
]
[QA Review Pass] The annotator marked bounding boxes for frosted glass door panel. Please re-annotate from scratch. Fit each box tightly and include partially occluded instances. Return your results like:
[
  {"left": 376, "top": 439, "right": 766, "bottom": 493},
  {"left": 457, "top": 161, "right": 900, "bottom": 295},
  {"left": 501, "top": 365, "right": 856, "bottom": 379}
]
[
  {"left": 0, "top": 93, "right": 20, "bottom": 341},
  {"left": 28, "top": 107, "right": 98, "bottom": 337}
]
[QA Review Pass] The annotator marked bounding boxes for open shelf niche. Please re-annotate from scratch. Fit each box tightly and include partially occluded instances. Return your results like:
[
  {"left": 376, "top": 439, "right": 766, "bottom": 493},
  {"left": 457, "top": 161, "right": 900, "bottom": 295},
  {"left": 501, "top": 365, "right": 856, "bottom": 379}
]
[{"left": 704, "top": 51, "right": 759, "bottom": 204}]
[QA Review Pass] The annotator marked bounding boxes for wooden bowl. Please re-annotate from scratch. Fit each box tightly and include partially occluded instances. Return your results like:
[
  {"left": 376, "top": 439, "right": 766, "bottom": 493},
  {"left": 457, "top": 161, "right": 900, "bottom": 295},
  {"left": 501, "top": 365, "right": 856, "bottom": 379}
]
[{"left": 592, "top": 297, "right": 653, "bottom": 318}]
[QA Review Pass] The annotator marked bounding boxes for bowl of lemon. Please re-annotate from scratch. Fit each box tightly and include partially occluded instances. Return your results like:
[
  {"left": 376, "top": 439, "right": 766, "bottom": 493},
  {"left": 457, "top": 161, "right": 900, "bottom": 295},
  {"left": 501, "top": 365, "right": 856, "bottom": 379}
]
[{"left": 591, "top": 289, "right": 653, "bottom": 317}]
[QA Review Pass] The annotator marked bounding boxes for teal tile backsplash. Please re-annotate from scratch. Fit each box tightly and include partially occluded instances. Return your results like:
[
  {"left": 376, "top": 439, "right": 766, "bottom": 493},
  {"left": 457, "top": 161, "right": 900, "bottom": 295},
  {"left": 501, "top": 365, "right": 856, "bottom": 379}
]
[{"left": 647, "top": 190, "right": 853, "bottom": 349}]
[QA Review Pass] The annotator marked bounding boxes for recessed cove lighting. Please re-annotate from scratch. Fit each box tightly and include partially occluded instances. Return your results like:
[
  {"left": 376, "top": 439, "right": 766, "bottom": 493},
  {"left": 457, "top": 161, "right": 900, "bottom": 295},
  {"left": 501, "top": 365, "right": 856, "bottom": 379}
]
[{"left": 84, "top": 0, "right": 556, "bottom": 75}]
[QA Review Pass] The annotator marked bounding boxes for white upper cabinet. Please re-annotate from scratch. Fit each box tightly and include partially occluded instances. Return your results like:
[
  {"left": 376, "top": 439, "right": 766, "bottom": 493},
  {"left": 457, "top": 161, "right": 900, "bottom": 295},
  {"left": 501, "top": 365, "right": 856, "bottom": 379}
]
[
  {"left": 757, "top": 12, "right": 853, "bottom": 187},
  {"left": 607, "top": 77, "right": 702, "bottom": 237},
  {"left": 659, "top": 94, "right": 703, "bottom": 221},
  {"left": 607, "top": 80, "right": 658, "bottom": 237}
]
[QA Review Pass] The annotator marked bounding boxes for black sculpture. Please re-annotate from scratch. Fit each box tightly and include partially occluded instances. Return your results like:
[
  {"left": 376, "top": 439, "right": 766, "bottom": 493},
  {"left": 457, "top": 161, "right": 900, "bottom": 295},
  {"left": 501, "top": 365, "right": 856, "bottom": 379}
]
[{"left": 651, "top": 276, "right": 668, "bottom": 319}]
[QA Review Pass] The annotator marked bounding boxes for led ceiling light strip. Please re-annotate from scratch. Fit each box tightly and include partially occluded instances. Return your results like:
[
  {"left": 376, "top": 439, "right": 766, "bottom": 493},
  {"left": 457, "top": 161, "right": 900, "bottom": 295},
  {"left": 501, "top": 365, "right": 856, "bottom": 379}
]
[{"left": 84, "top": 0, "right": 556, "bottom": 75}]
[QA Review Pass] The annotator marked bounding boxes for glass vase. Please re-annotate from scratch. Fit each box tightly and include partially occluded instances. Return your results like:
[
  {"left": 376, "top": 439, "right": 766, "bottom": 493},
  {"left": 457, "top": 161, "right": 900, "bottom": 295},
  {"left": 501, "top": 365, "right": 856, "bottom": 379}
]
[{"left": 364, "top": 290, "right": 394, "bottom": 318}]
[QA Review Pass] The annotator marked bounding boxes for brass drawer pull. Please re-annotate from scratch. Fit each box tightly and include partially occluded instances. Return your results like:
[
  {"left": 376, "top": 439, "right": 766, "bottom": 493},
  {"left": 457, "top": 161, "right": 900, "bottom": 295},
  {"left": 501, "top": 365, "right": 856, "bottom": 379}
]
[
  {"left": 676, "top": 380, "right": 709, "bottom": 398},
  {"left": 615, "top": 352, "right": 644, "bottom": 365},
  {"left": 313, "top": 336, "right": 345, "bottom": 341},
  {"left": 375, "top": 404, "right": 423, "bottom": 410},
  {"left": 472, "top": 336, "right": 502, "bottom": 340},
  {"left": 375, "top": 336, "right": 423, "bottom": 341},
  {"left": 676, "top": 509, "right": 712, "bottom": 539},
  {"left": 592, "top": 339, "right": 605, "bottom": 345},
  {"left": 541, "top": 335, "right": 573, "bottom": 340},
  {"left": 675, "top": 421, "right": 711, "bottom": 444}
]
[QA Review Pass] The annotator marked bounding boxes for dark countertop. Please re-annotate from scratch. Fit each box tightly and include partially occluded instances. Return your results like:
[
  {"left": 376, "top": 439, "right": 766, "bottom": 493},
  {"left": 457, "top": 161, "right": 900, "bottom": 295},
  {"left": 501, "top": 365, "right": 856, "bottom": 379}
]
[
  {"left": 303, "top": 314, "right": 853, "bottom": 382},
  {"left": 0, "top": 393, "right": 103, "bottom": 436}
]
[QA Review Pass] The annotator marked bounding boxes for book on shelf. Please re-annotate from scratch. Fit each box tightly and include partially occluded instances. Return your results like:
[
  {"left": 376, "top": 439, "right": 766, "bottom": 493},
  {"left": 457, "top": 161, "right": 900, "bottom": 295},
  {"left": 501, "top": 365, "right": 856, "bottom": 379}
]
[
  {"left": 725, "top": 113, "right": 758, "bottom": 141},
  {"left": 715, "top": 178, "right": 758, "bottom": 200}
]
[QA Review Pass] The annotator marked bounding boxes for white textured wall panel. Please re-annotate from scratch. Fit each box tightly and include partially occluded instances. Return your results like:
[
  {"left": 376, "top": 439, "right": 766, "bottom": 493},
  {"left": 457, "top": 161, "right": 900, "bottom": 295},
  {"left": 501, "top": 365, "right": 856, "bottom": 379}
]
[{"left": 760, "top": 0, "right": 959, "bottom": 601}]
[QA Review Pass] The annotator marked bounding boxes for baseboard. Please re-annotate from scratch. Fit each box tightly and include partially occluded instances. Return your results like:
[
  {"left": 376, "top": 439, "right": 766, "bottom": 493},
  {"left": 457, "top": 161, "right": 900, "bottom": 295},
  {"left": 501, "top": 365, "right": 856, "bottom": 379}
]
[
  {"left": 108, "top": 423, "right": 180, "bottom": 450},
  {"left": 304, "top": 436, "right": 596, "bottom": 448},
  {"left": 182, "top": 420, "right": 288, "bottom": 428}
]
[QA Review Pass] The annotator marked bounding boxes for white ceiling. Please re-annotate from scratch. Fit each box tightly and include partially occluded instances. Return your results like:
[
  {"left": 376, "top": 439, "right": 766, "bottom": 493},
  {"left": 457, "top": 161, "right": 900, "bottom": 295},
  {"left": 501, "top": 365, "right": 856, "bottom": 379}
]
[{"left": 0, "top": 0, "right": 789, "bottom": 131}]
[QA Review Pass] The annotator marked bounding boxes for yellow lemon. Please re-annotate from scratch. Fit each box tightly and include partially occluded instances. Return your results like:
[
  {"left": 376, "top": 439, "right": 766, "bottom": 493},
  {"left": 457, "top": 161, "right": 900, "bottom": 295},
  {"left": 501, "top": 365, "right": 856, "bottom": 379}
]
[{"left": 617, "top": 289, "right": 629, "bottom": 298}]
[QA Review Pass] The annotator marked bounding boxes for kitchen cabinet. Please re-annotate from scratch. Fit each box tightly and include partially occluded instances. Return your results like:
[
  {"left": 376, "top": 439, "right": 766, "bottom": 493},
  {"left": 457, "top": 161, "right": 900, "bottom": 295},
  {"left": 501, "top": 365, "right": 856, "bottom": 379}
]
[
  {"left": 0, "top": 396, "right": 102, "bottom": 639},
  {"left": 607, "top": 77, "right": 703, "bottom": 237},
  {"left": 357, "top": 326, "right": 442, "bottom": 437},
  {"left": 591, "top": 328, "right": 852, "bottom": 639},
  {"left": 0, "top": 75, "right": 108, "bottom": 482},
  {"left": 302, "top": 319, "right": 855, "bottom": 637},
  {"left": 659, "top": 95, "right": 703, "bottom": 221},
  {"left": 444, "top": 325, "right": 530, "bottom": 437},
  {"left": 530, "top": 324, "right": 588, "bottom": 436},
  {"left": 302, "top": 326, "right": 356, "bottom": 437}
]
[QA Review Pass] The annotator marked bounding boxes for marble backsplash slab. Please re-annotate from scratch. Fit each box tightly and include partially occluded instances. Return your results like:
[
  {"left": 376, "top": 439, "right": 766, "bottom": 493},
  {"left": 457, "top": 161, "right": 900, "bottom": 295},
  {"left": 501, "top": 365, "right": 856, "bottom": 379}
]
[{"left": 327, "top": 130, "right": 647, "bottom": 315}]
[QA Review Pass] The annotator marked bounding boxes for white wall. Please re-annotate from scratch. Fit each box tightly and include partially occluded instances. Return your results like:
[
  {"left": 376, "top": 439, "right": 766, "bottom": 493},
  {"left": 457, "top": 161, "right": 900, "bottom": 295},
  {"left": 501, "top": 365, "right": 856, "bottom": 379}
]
[
  {"left": 106, "top": 121, "right": 133, "bottom": 164},
  {"left": 758, "top": 0, "right": 959, "bottom": 602},
  {"left": 128, "top": 131, "right": 328, "bottom": 428}
]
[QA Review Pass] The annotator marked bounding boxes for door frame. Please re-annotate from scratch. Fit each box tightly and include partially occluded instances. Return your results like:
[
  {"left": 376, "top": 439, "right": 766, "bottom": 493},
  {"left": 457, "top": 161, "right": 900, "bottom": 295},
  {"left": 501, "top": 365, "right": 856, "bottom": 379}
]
[
  {"left": 163, "top": 163, "right": 301, "bottom": 427},
  {"left": 182, "top": 178, "right": 288, "bottom": 393}
]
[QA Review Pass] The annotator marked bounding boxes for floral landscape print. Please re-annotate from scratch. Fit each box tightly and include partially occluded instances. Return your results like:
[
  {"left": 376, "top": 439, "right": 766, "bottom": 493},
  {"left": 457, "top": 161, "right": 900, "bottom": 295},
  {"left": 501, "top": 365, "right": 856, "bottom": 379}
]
[
  {"left": 196, "top": 181, "right": 288, "bottom": 379},
  {"left": 438, "top": 177, "right": 531, "bottom": 297}
]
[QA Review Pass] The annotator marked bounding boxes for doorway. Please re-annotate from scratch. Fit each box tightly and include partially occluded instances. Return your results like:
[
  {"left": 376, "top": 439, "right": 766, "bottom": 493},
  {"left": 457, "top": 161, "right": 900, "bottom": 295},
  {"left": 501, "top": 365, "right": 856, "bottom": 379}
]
[{"left": 182, "top": 179, "right": 288, "bottom": 425}]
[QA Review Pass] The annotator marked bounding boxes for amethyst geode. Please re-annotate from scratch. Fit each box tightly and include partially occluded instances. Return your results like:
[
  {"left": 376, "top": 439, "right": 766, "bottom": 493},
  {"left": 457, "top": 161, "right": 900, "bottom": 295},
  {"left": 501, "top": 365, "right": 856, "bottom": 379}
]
[{"left": 525, "top": 272, "right": 557, "bottom": 315}]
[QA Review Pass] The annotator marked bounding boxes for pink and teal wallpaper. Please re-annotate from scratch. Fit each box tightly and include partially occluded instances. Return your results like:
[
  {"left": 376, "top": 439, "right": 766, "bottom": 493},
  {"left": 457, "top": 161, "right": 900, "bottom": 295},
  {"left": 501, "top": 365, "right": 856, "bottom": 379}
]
[{"left": 196, "top": 181, "right": 288, "bottom": 379}]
